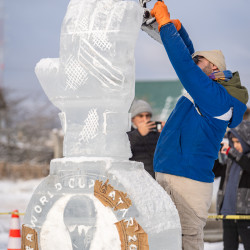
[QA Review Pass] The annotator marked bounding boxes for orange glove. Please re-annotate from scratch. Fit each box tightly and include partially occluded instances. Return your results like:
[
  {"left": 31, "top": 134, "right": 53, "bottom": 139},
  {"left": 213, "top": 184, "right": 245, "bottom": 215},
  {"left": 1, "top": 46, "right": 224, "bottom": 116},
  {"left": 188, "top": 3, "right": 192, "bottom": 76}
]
[
  {"left": 171, "top": 19, "right": 182, "bottom": 31},
  {"left": 151, "top": 1, "right": 171, "bottom": 32}
]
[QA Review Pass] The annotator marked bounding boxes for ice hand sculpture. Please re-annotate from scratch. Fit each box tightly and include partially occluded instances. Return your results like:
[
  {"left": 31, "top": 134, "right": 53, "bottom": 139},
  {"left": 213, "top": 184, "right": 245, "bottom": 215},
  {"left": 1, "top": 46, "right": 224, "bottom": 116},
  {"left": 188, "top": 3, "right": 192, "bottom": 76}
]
[
  {"left": 23, "top": 0, "right": 182, "bottom": 249},
  {"left": 35, "top": 0, "right": 142, "bottom": 158}
]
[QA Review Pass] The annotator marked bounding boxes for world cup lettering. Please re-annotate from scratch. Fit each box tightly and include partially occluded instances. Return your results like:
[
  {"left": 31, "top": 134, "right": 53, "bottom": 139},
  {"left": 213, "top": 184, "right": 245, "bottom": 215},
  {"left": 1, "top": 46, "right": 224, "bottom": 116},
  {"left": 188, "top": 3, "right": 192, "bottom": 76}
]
[
  {"left": 119, "top": 208, "right": 129, "bottom": 218},
  {"left": 55, "top": 183, "right": 62, "bottom": 191},
  {"left": 78, "top": 178, "right": 86, "bottom": 188},
  {"left": 69, "top": 178, "right": 75, "bottom": 189},
  {"left": 26, "top": 234, "right": 33, "bottom": 242},
  {"left": 109, "top": 191, "right": 116, "bottom": 201},
  {"left": 116, "top": 197, "right": 124, "bottom": 206},
  {"left": 40, "top": 196, "right": 49, "bottom": 206},
  {"left": 30, "top": 216, "right": 37, "bottom": 228},
  {"left": 47, "top": 191, "right": 54, "bottom": 199},
  {"left": 25, "top": 246, "right": 34, "bottom": 250},
  {"left": 129, "top": 244, "right": 137, "bottom": 250},
  {"left": 128, "top": 235, "right": 137, "bottom": 242},
  {"left": 34, "top": 205, "right": 42, "bottom": 214},
  {"left": 124, "top": 217, "right": 134, "bottom": 227},
  {"left": 88, "top": 179, "right": 95, "bottom": 189}
]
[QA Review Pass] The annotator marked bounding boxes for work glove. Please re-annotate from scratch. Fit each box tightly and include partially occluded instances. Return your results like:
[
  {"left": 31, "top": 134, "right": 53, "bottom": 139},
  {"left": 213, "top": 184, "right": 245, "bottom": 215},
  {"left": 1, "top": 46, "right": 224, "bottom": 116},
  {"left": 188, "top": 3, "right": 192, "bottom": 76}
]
[
  {"left": 171, "top": 19, "right": 182, "bottom": 31},
  {"left": 150, "top": 1, "right": 171, "bottom": 31}
]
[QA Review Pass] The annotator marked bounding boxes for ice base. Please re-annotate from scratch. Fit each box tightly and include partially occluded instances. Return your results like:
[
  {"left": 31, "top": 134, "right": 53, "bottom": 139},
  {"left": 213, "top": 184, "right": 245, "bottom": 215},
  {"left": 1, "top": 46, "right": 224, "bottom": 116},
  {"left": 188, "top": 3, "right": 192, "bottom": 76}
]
[{"left": 23, "top": 157, "right": 181, "bottom": 250}]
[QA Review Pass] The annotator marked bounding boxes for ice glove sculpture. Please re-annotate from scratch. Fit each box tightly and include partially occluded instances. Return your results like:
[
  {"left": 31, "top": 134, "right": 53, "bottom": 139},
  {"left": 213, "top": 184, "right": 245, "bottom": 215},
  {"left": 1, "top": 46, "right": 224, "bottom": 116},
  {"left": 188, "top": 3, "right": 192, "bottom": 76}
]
[
  {"left": 23, "top": 0, "right": 182, "bottom": 249},
  {"left": 35, "top": 0, "right": 142, "bottom": 158}
]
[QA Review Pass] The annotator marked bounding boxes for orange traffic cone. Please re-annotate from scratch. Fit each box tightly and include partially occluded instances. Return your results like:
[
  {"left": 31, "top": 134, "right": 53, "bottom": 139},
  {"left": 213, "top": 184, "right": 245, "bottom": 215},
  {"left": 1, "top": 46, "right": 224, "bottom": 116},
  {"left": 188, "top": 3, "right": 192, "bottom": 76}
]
[{"left": 7, "top": 210, "right": 21, "bottom": 250}]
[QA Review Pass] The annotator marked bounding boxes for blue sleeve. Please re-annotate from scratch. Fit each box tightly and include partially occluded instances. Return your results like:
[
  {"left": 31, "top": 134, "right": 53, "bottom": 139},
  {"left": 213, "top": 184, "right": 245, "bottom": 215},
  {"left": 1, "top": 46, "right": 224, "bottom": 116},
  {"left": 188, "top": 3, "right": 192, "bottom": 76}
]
[
  {"left": 160, "top": 23, "right": 231, "bottom": 117},
  {"left": 178, "top": 25, "right": 194, "bottom": 55}
]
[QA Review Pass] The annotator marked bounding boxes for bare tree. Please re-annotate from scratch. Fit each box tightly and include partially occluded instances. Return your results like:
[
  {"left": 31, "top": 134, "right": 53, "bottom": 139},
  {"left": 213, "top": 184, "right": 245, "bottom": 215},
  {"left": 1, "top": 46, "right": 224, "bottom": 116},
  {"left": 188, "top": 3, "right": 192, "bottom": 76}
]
[{"left": 0, "top": 87, "right": 60, "bottom": 163}]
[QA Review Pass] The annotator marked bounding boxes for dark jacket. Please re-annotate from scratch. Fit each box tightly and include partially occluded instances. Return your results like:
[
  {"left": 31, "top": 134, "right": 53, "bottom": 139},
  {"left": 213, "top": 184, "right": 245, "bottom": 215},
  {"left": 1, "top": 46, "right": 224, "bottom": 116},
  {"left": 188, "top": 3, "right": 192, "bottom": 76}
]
[
  {"left": 213, "top": 121, "right": 250, "bottom": 214},
  {"left": 127, "top": 127, "right": 160, "bottom": 179}
]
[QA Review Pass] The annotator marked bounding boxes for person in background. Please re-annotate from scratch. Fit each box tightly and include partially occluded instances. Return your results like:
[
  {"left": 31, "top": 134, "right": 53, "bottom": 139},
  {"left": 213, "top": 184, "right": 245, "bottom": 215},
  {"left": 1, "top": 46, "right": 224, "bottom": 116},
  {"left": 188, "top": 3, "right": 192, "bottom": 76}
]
[
  {"left": 243, "top": 107, "right": 250, "bottom": 120},
  {"left": 127, "top": 99, "right": 164, "bottom": 179},
  {"left": 150, "top": 1, "right": 248, "bottom": 249},
  {"left": 213, "top": 121, "right": 250, "bottom": 250}
]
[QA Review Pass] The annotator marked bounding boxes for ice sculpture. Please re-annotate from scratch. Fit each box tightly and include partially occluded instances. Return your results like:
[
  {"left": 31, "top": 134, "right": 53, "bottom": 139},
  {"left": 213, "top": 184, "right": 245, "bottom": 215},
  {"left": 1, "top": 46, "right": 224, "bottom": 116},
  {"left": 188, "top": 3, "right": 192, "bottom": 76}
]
[{"left": 23, "top": 0, "right": 182, "bottom": 249}]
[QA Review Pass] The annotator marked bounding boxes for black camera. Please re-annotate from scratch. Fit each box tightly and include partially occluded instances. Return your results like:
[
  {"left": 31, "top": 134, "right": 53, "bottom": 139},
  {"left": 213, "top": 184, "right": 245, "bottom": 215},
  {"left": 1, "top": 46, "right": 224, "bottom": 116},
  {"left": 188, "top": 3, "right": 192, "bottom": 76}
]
[{"left": 152, "top": 121, "right": 162, "bottom": 132}]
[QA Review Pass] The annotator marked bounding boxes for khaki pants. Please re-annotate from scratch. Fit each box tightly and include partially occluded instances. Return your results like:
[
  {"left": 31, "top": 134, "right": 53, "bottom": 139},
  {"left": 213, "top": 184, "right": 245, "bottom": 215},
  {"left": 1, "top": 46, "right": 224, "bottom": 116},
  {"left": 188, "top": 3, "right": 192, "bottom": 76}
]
[{"left": 156, "top": 173, "right": 213, "bottom": 250}]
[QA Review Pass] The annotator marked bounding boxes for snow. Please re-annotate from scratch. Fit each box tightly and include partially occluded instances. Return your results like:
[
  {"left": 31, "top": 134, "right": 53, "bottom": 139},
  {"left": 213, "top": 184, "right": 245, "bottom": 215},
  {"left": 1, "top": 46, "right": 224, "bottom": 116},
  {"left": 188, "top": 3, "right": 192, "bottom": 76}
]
[
  {"left": 0, "top": 179, "right": 245, "bottom": 250},
  {"left": 0, "top": 179, "right": 41, "bottom": 250}
]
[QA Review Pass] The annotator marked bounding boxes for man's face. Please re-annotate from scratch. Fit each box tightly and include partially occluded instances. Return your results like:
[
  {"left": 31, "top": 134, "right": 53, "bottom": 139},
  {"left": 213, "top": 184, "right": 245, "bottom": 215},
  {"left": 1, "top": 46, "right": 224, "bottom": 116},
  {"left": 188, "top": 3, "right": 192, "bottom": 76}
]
[
  {"left": 197, "top": 58, "right": 215, "bottom": 76},
  {"left": 132, "top": 112, "right": 151, "bottom": 127},
  {"left": 232, "top": 137, "right": 243, "bottom": 153}
]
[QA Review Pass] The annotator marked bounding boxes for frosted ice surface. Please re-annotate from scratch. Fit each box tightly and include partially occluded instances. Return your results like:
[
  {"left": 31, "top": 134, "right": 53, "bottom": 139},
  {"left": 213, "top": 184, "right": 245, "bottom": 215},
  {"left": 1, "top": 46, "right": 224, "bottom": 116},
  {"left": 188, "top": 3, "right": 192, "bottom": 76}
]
[
  {"left": 24, "top": 0, "right": 182, "bottom": 249},
  {"left": 24, "top": 158, "right": 182, "bottom": 249},
  {"left": 35, "top": 0, "right": 143, "bottom": 158},
  {"left": 40, "top": 194, "right": 120, "bottom": 250}
]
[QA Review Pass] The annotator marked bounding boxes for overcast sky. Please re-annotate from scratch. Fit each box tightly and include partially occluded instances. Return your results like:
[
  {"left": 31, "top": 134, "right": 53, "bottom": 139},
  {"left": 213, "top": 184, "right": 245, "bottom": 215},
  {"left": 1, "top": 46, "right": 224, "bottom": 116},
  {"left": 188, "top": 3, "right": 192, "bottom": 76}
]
[{"left": 3, "top": 0, "right": 250, "bottom": 104}]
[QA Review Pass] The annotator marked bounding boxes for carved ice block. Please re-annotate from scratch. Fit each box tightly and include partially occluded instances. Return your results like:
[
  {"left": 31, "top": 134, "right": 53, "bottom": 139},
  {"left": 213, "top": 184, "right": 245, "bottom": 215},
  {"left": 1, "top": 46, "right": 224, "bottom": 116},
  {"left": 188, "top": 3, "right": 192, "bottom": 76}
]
[
  {"left": 35, "top": 0, "right": 142, "bottom": 158},
  {"left": 24, "top": 158, "right": 182, "bottom": 250},
  {"left": 23, "top": 0, "right": 182, "bottom": 249}
]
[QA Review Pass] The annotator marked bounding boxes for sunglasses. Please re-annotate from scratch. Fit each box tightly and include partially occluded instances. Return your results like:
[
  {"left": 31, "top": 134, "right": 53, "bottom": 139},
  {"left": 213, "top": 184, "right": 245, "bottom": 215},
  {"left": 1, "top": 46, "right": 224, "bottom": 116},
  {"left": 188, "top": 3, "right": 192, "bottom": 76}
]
[{"left": 193, "top": 55, "right": 204, "bottom": 65}]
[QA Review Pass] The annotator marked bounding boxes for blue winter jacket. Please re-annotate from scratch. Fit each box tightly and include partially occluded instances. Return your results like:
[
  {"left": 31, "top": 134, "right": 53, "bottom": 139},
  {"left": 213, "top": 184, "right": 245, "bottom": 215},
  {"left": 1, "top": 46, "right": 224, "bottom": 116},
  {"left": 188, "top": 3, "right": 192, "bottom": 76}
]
[{"left": 153, "top": 23, "right": 247, "bottom": 183}]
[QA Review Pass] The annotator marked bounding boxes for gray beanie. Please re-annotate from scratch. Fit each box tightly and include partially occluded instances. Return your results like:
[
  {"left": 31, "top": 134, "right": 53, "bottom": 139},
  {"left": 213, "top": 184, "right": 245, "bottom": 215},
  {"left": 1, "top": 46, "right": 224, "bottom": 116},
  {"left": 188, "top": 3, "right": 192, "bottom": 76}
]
[
  {"left": 130, "top": 99, "right": 152, "bottom": 118},
  {"left": 192, "top": 50, "right": 226, "bottom": 71}
]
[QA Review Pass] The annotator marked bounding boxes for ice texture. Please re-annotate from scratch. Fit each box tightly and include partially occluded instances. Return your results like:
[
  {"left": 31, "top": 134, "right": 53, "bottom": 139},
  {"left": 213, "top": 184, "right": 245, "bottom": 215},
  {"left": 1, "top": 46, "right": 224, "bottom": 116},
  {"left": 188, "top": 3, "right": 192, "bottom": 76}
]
[
  {"left": 35, "top": 0, "right": 143, "bottom": 158},
  {"left": 24, "top": 158, "right": 182, "bottom": 249},
  {"left": 24, "top": 0, "right": 182, "bottom": 249}
]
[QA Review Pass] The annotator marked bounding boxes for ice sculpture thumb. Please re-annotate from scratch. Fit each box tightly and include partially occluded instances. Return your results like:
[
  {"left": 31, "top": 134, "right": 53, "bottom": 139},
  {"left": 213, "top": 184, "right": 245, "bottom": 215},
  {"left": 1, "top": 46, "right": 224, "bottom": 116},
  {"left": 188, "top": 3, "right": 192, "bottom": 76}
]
[{"left": 35, "top": 0, "right": 143, "bottom": 158}]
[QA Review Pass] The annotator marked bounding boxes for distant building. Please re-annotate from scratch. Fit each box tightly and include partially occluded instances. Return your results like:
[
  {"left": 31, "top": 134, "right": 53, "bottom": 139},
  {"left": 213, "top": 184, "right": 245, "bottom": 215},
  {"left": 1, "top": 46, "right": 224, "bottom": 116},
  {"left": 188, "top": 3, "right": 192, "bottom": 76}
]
[{"left": 135, "top": 80, "right": 183, "bottom": 121}]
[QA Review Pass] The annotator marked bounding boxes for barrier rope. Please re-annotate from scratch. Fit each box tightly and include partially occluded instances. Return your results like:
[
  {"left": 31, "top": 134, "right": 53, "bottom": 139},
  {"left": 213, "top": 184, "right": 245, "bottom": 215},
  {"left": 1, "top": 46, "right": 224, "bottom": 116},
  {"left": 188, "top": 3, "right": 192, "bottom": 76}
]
[
  {"left": 0, "top": 212, "right": 250, "bottom": 219},
  {"left": 0, "top": 212, "right": 25, "bottom": 216},
  {"left": 208, "top": 214, "right": 250, "bottom": 220}
]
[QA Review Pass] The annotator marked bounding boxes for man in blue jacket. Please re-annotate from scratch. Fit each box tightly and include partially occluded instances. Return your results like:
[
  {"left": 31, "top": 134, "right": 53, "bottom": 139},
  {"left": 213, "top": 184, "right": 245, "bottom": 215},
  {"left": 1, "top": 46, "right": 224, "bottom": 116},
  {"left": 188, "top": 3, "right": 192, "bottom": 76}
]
[{"left": 151, "top": 1, "right": 248, "bottom": 249}]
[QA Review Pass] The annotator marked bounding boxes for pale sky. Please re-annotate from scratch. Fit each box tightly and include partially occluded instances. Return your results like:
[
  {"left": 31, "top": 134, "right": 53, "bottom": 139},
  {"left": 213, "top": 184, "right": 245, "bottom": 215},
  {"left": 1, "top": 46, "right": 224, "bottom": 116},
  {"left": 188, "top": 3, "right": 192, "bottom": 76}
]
[{"left": 3, "top": 0, "right": 250, "bottom": 104}]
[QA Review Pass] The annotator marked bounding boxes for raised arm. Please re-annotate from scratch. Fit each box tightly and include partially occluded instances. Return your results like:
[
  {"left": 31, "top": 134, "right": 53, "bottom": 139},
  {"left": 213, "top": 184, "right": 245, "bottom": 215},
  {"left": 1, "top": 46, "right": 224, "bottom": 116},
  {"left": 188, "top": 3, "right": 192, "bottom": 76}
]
[
  {"left": 174, "top": 21, "right": 194, "bottom": 55},
  {"left": 179, "top": 25, "right": 194, "bottom": 55},
  {"left": 151, "top": 2, "right": 232, "bottom": 118}
]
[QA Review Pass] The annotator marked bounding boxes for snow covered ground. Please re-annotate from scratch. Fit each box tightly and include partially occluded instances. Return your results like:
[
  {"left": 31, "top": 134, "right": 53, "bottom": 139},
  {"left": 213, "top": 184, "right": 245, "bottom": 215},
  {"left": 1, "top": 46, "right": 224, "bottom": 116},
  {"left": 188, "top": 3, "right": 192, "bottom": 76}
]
[
  {"left": 0, "top": 179, "right": 41, "bottom": 250},
  {"left": 0, "top": 179, "right": 244, "bottom": 250}
]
